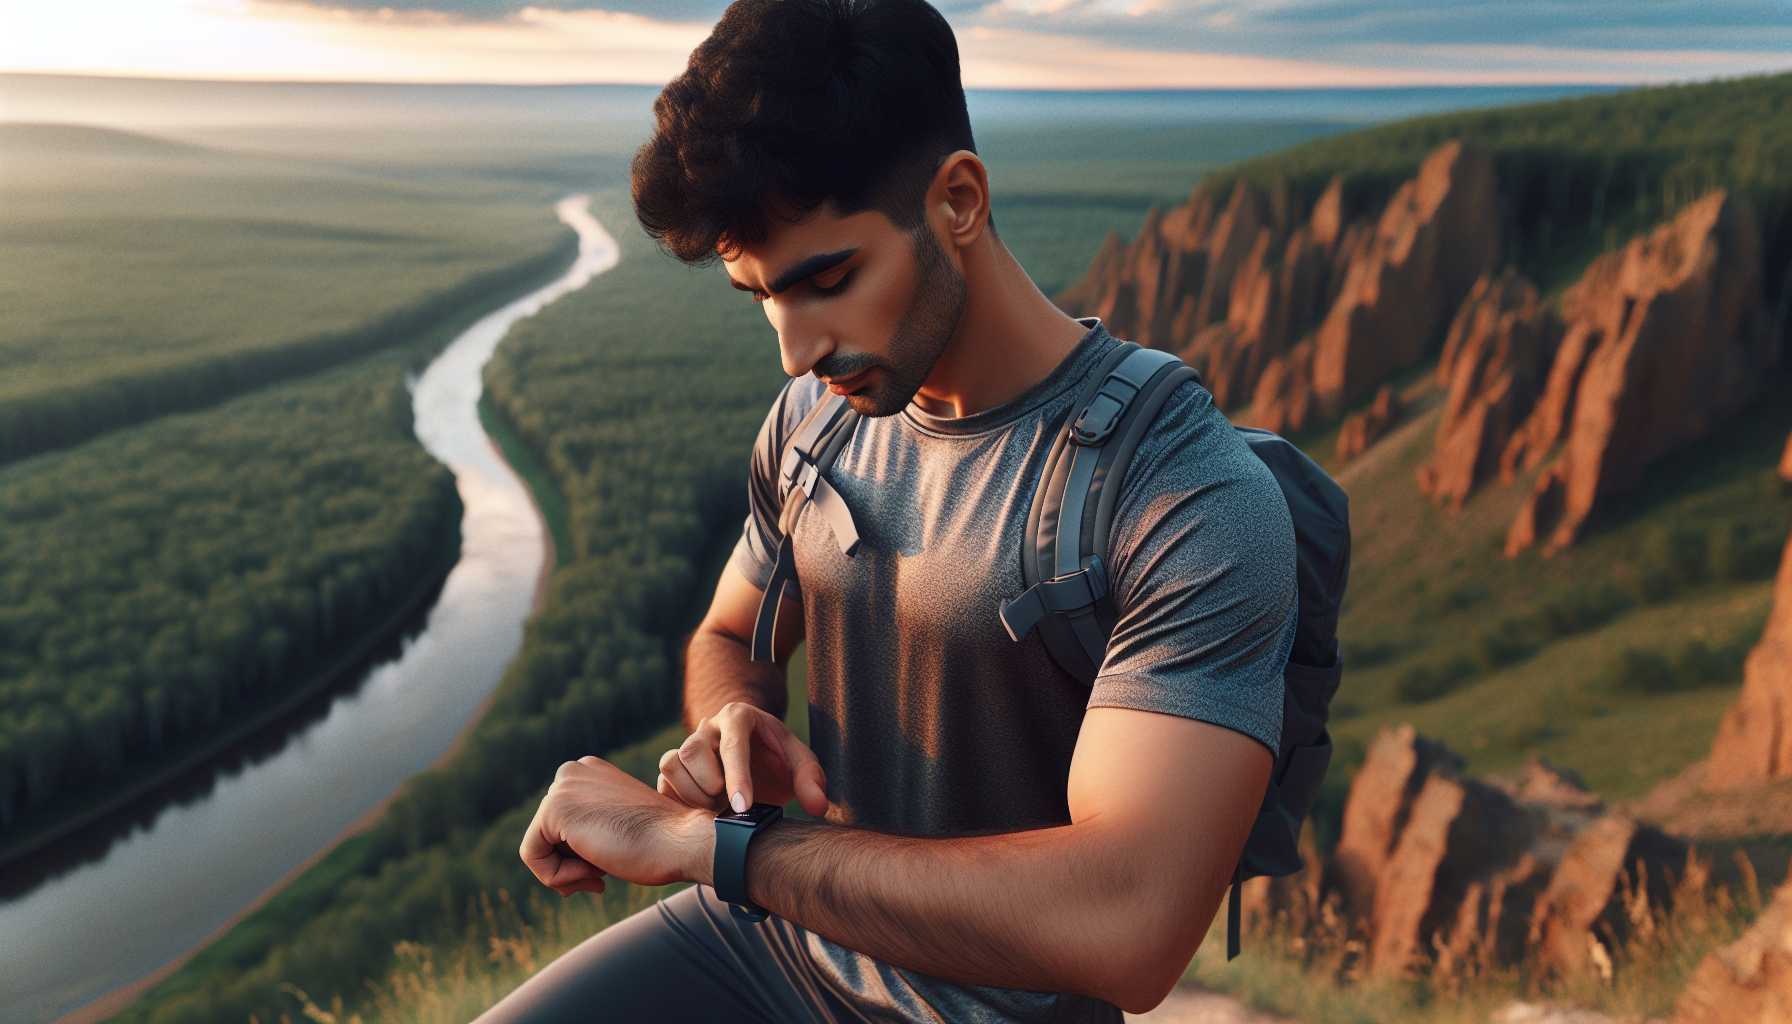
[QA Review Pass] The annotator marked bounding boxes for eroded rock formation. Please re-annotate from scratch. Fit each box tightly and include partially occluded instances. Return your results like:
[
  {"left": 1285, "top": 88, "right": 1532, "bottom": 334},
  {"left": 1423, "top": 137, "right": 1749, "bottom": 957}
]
[
  {"left": 1673, "top": 871, "right": 1792, "bottom": 1023},
  {"left": 1504, "top": 190, "right": 1782, "bottom": 557},
  {"left": 1526, "top": 814, "right": 1688, "bottom": 979},
  {"left": 1309, "top": 140, "right": 1502, "bottom": 422},
  {"left": 1335, "top": 384, "right": 1403, "bottom": 462},
  {"left": 1417, "top": 269, "right": 1563, "bottom": 510},
  {"left": 1278, "top": 727, "right": 1691, "bottom": 982},
  {"left": 1056, "top": 140, "right": 1503, "bottom": 436},
  {"left": 1705, "top": 530, "right": 1792, "bottom": 789}
]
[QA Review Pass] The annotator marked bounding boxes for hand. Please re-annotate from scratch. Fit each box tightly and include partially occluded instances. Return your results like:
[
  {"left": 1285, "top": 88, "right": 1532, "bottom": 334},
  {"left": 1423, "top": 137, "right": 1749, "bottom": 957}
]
[
  {"left": 657, "top": 701, "right": 830, "bottom": 818},
  {"left": 519, "top": 755, "right": 711, "bottom": 896}
]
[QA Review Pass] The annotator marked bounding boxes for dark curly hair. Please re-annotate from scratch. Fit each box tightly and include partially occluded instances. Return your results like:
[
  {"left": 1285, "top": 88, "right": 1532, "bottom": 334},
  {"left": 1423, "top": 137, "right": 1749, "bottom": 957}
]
[{"left": 630, "top": 0, "right": 994, "bottom": 268}]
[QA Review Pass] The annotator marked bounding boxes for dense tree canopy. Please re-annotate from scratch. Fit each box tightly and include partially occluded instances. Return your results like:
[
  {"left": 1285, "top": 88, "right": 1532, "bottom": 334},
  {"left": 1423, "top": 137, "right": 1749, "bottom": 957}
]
[{"left": 0, "top": 348, "right": 460, "bottom": 835}]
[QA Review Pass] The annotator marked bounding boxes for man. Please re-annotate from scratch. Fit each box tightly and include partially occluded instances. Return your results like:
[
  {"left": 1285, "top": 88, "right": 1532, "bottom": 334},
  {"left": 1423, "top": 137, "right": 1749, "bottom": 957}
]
[{"left": 481, "top": 1, "right": 1297, "bottom": 1020}]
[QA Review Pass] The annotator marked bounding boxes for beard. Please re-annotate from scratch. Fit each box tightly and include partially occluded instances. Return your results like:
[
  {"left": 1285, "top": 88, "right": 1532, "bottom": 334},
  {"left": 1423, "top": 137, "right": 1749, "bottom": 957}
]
[{"left": 840, "top": 222, "right": 967, "bottom": 418}]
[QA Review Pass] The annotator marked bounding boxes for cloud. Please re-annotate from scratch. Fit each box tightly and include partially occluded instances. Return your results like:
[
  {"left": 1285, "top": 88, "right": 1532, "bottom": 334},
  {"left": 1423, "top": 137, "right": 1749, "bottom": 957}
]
[
  {"left": 207, "top": 0, "right": 1792, "bottom": 85},
  {"left": 272, "top": 0, "right": 1792, "bottom": 57}
]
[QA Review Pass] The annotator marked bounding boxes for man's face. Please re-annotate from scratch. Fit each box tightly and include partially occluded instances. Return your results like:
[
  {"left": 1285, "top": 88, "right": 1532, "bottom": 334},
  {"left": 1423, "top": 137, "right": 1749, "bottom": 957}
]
[{"left": 721, "top": 198, "right": 967, "bottom": 417}]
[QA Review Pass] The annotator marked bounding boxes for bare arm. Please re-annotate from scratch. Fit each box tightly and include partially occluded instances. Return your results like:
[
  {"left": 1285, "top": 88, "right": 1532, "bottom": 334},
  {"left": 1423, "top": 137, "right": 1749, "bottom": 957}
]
[{"left": 682, "top": 561, "right": 804, "bottom": 731}]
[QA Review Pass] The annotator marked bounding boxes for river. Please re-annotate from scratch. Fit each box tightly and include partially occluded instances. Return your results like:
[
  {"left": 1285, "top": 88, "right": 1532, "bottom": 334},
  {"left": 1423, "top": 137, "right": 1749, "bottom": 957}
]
[{"left": 0, "top": 194, "right": 618, "bottom": 1023}]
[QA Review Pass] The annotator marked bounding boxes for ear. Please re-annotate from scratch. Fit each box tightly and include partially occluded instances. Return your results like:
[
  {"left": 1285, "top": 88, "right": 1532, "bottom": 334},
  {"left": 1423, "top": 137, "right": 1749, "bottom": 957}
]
[{"left": 931, "top": 149, "right": 991, "bottom": 250}]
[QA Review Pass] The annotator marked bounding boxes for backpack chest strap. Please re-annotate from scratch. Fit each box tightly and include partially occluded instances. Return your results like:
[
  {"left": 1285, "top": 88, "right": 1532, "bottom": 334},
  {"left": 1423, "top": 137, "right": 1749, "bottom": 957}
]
[{"left": 750, "top": 389, "right": 861, "bottom": 662}]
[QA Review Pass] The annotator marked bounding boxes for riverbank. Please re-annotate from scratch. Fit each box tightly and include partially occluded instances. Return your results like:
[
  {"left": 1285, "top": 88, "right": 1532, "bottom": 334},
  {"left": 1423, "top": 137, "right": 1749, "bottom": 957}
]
[
  {"left": 33, "top": 202, "right": 601, "bottom": 1024},
  {"left": 57, "top": 515, "right": 559, "bottom": 1024},
  {"left": 0, "top": 220, "right": 587, "bottom": 878},
  {"left": 0, "top": 527, "right": 459, "bottom": 876}
]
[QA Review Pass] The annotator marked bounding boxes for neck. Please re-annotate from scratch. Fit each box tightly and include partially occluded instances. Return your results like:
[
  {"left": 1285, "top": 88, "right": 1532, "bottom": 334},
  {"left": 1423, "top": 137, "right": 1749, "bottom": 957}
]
[{"left": 908, "top": 238, "right": 1092, "bottom": 420}]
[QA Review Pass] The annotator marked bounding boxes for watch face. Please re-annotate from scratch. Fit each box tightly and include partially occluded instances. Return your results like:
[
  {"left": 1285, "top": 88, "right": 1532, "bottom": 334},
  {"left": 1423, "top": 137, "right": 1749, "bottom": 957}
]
[{"left": 719, "top": 802, "right": 783, "bottom": 826}]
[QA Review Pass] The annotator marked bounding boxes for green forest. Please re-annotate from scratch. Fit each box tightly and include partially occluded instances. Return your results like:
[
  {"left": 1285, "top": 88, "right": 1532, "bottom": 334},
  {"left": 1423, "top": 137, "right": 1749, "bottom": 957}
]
[
  {"left": 0, "top": 339, "right": 460, "bottom": 853},
  {"left": 0, "top": 123, "right": 597, "bottom": 865},
  {"left": 1200, "top": 72, "right": 1792, "bottom": 296},
  {"left": 108, "top": 185, "right": 780, "bottom": 1023}
]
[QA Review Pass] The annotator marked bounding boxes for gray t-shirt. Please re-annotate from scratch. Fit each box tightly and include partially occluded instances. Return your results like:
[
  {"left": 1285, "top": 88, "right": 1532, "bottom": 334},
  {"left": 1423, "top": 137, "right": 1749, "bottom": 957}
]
[{"left": 727, "top": 316, "right": 1298, "bottom": 1023}]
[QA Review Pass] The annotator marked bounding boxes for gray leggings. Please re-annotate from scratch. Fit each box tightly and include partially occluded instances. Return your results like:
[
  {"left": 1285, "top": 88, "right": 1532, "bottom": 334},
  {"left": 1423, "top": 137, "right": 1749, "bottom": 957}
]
[{"left": 472, "top": 882, "right": 874, "bottom": 1023}]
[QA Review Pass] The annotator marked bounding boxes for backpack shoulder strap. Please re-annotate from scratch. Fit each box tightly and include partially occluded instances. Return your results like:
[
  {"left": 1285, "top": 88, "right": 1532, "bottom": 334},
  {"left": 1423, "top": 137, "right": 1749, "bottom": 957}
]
[
  {"left": 750, "top": 387, "right": 862, "bottom": 662},
  {"left": 999, "top": 342, "right": 1196, "bottom": 680}
]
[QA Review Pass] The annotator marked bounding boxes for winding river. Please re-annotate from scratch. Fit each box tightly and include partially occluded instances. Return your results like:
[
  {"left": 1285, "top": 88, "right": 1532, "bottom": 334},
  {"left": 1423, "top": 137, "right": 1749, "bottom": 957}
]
[{"left": 0, "top": 194, "right": 618, "bottom": 1023}]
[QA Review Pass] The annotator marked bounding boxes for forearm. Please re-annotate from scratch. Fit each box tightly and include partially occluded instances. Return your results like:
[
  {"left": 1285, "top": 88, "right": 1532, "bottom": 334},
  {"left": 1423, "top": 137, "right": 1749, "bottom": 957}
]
[
  {"left": 681, "top": 627, "right": 787, "bottom": 731},
  {"left": 683, "top": 814, "right": 1149, "bottom": 1009}
]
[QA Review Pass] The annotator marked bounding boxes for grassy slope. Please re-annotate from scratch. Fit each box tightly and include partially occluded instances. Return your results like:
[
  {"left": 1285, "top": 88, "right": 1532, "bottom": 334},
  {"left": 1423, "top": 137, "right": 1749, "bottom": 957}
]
[
  {"left": 1313, "top": 374, "right": 1791, "bottom": 803},
  {"left": 0, "top": 123, "right": 571, "bottom": 420}
]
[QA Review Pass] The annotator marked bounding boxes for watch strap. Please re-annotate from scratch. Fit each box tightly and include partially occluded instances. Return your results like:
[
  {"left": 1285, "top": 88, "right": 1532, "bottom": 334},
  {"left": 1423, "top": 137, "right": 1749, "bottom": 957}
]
[{"left": 714, "top": 803, "right": 782, "bottom": 922}]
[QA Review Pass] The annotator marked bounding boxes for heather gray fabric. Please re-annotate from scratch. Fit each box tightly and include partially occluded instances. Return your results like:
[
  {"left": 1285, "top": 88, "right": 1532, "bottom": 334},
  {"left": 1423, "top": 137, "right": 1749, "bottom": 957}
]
[{"left": 725, "top": 316, "right": 1299, "bottom": 1023}]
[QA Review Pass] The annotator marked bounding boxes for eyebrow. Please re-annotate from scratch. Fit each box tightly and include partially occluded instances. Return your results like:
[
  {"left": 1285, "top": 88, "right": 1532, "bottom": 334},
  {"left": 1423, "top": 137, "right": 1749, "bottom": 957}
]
[{"left": 727, "top": 247, "right": 858, "bottom": 295}]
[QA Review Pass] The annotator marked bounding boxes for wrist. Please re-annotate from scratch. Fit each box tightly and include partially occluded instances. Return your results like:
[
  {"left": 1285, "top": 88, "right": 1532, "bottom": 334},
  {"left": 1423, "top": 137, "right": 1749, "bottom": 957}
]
[{"left": 677, "top": 806, "right": 716, "bottom": 886}]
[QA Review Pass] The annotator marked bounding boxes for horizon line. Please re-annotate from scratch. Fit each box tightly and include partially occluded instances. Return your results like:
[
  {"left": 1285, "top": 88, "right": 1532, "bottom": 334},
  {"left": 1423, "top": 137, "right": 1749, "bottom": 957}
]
[{"left": 4, "top": 67, "right": 1760, "bottom": 93}]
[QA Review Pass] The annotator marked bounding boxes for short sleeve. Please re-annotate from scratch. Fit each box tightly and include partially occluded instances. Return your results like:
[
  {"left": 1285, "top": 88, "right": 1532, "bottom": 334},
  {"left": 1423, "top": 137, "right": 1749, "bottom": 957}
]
[
  {"left": 725, "top": 375, "right": 824, "bottom": 595},
  {"left": 1086, "top": 381, "right": 1298, "bottom": 757}
]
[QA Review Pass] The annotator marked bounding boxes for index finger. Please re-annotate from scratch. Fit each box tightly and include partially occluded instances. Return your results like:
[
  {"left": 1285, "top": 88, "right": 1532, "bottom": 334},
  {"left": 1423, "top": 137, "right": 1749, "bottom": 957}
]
[{"left": 719, "top": 708, "right": 759, "bottom": 811}]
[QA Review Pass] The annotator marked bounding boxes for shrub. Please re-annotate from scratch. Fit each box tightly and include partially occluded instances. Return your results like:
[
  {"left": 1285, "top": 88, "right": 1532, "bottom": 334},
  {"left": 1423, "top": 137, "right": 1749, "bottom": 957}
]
[
  {"left": 1474, "top": 613, "right": 1548, "bottom": 669},
  {"left": 1395, "top": 654, "right": 1479, "bottom": 703},
  {"left": 1710, "top": 519, "right": 1787, "bottom": 581}
]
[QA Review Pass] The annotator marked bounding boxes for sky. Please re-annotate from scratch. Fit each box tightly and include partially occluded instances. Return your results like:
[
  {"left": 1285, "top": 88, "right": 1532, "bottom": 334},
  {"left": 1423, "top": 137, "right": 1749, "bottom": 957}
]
[{"left": 3, "top": 0, "right": 1790, "bottom": 89}]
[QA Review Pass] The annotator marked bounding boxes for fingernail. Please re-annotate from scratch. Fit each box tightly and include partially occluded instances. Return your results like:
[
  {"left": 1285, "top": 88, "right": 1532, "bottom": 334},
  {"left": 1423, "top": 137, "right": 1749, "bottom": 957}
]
[{"left": 731, "top": 790, "right": 746, "bottom": 813}]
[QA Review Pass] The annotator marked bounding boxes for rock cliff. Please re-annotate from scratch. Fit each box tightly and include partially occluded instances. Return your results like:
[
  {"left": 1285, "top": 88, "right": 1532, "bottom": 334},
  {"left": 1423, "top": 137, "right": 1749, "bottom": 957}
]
[
  {"left": 1503, "top": 191, "right": 1782, "bottom": 556},
  {"left": 1705, "top": 531, "right": 1792, "bottom": 788}
]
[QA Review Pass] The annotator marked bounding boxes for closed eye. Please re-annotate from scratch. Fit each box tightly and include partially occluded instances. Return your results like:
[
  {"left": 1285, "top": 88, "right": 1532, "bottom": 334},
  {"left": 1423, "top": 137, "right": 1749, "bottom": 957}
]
[{"left": 752, "top": 269, "right": 855, "bottom": 304}]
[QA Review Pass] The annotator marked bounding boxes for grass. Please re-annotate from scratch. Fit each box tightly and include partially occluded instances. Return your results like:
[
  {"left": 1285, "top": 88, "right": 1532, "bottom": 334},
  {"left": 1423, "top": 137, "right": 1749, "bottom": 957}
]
[
  {"left": 1298, "top": 356, "right": 1792, "bottom": 799},
  {"left": 0, "top": 124, "right": 567, "bottom": 404},
  {"left": 263, "top": 647, "right": 815, "bottom": 1024},
  {"left": 1184, "top": 842, "right": 1775, "bottom": 1024}
]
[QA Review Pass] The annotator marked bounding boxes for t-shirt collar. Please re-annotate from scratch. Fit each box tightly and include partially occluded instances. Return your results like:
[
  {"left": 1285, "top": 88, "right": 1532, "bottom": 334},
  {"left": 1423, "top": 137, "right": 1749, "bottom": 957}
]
[{"left": 900, "top": 316, "right": 1117, "bottom": 437}]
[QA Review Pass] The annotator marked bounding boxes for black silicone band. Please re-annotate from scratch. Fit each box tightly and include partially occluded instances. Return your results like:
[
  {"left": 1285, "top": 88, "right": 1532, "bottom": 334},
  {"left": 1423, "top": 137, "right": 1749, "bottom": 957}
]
[{"left": 713, "top": 803, "right": 782, "bottom": 923}]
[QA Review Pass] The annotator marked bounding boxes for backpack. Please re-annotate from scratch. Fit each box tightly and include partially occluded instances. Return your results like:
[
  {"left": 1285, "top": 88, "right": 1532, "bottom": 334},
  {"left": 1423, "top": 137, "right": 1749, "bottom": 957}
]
[{"left": 749, "top": 338, "right": 1351, "bottom": 961}]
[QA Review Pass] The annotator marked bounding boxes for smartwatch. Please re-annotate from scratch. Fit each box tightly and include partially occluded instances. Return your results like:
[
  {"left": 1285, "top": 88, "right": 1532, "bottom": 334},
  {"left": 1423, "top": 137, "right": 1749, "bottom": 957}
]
[{"left": 713, "top": 802, "right": 783, "bottom": 923}]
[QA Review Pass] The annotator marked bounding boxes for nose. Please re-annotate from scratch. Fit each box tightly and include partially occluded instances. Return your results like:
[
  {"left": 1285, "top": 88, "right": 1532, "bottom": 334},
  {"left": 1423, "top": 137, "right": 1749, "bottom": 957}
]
[{"left": 777, "top": 322, "right": 835, "bottom": 381}]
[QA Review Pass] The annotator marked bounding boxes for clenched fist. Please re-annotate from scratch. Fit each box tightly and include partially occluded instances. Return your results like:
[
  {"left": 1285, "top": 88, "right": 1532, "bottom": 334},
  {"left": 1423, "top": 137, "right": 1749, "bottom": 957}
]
[{"left": 658, "top": 701, "right": 830, "bottom": 818}]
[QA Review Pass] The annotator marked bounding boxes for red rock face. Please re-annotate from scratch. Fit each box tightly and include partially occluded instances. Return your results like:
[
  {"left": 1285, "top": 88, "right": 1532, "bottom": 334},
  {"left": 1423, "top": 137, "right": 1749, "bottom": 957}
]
[
  {"left": 1055, "top": 140, "right": 1512, "bottom": 436},
  {"left": 1315, "top": 727, "right": 1690, "bottom": 982},
  {"left": 1780, "top": 432, "right": 1792, "bottom": 485},
  {"left": 1057, "top": 179, "right": 1297, "bottom": 356},
  {"left": 1705, "top": 531, "right": 1792, "bottom": 789},
  {"left": 1505, "top": 190, "right": 1782, "bottom": 556},
  {"left": 1325, "top": 724, "right": 1465, "bottom": 925},
  {"left": 1525, "top": 814, "right": 1688, "bottom": 979},
  {"left": 1673, "top": 872, "right": 1792, "bottom": 1023},
  {"left": 1500, "top": 320, "right": 1601, "bottom": 482},
  {"left": 1248, "top": 338, "right": 1318, "bottom": 436},
  {"left": 1309, "top": 140, "right": 1502, "bottom": 423},
  {"left": 1503, "top": 461, "right": 1569, "bottom": 558},
  {"left": 1336, "top": 383, "right": 1403, "bottom": 463},
  {"left": 1416, "top": 270, "right": 1562, "bottom": 509},
  {"left": 1367, "top": 772, "right": 1536, "bottom": 976}
]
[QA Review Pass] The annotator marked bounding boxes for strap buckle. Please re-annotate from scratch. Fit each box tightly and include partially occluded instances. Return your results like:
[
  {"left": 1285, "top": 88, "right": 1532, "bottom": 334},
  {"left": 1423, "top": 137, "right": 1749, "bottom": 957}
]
[
  {"left": 997, "top": 555, "right": 1109, "bottom": 641},
  {"left": 1069, "top": 376, "right": 1142, "bottom": 446}
]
